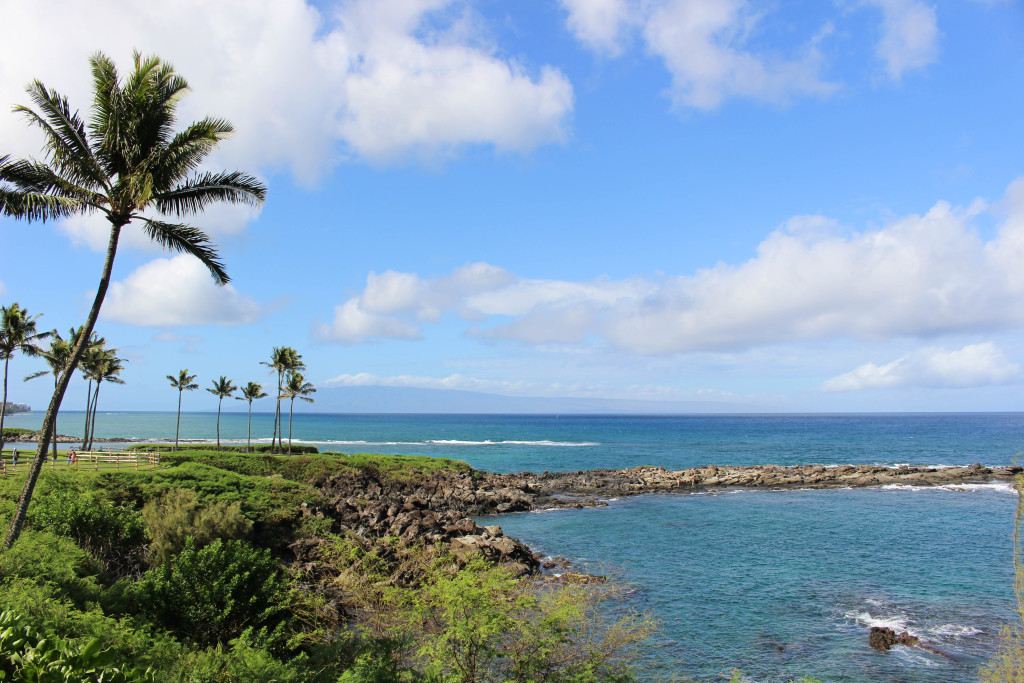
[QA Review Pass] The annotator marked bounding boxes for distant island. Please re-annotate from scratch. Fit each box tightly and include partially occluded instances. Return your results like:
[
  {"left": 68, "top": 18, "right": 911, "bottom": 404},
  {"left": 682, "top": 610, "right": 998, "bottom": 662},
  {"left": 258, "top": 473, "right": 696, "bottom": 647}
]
[{"left": 3, "top": 402, "right": 30, "bottom": 414}]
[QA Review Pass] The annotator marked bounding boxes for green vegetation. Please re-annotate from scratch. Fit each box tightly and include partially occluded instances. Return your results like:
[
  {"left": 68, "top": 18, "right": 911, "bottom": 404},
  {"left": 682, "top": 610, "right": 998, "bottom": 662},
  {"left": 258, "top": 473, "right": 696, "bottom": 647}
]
[{"left": 0, "top": 449, "right": 655, "bottom": 680}]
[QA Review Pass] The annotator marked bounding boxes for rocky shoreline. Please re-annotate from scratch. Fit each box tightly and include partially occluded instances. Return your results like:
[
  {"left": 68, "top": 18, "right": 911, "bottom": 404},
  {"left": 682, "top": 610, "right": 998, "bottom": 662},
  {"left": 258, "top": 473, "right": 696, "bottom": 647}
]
[
  {"left": 4, "top": 431, "right": 138, "bottom": 444},
  {"left": 290, "top": 462, "right": 1021, "bottom": 585}
]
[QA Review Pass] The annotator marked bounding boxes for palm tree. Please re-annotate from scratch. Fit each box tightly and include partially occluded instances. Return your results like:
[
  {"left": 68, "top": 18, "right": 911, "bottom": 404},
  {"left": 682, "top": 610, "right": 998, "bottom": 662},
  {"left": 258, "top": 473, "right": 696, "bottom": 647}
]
[
  {"left": 84, "top": 349, "right": 126, "bottom": 450},
  {"left": 0, "top": 52, "right": 265, "bottom": 548},
  {"left": 168, "top": 369, "right": 198, "bottom": 451},
  {"left": 261, "top": 347, "right": 304, "bottom": 453},
  {"left": 206, "top": 376, "right": 237, "bottom": 449},
  {"left": 78, "top": 333, "right": 108, "bottom": 449},
  {"left": 24, "top": 328, "right": 75, "bottom": 460},
  {"left": 235, "top": 381, "right": 267, "bottom": 453},
  {"left": 0, "top": 303, "right": 49, "bottom": 454},
  {"left": 282, "top": 371, "right": 316, "bottom": 455}
]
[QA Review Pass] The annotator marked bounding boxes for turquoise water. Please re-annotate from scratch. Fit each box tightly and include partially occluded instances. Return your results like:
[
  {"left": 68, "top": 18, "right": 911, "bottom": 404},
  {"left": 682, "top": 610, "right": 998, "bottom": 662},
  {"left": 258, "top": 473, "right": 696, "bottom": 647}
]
[
  {"left": 5, "top": 411, "right": 1021, "bottom": 681},
  {"left": 7, "top": 411, "right": 1023, "bottom": 470}
]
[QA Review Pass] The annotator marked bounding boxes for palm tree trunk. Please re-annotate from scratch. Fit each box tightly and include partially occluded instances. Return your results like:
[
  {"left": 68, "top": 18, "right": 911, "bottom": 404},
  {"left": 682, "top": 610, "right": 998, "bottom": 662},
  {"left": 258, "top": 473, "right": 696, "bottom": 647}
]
[
  {"left": 0, "top": 355, "right": 10, "bottom": 455},
  {"left": 5, "top": 222, "right": 123, "bottom": 549},
  {"left": 288, "top": 397, "right": 295, "bottom": 455},
  {"left": 273, "top": 371, "right": 282, "bottom": 453},
  {"left": 216, "top": 397, "right": 222, "bottom": 448},
  {"left": 175, "top": 390, "right": 182, "bottom": 450},
  {"left": 82, "top": 377, "right": 93, "bottom": 448},
  {"left": 51, "top": 376, "right": 59, "bottom": 461},
  {"left": 247, "top": 402, "right": 252, "bottom": 453},
  {"left": 88, "top": 381, "right": 101, "bottom": 449}
]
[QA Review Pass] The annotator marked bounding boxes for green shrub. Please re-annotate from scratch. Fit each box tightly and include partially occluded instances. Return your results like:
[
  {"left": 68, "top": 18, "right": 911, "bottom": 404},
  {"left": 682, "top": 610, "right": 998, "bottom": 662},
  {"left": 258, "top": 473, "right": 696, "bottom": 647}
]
[
  {"left": 29, "top": 477, "right": 146, "bottom": 577},
  {"left": 132, "top": 537, "right": 288, "bottom": 648},
  {"left": 0, "top": 530, "right": 103, "bottom": 607},
  {"left": 142, "top": 488, "right": 253, "bottom": 566},
  {"left": 0, "top": 609, "right": 155, "bottom": 682},
  {"left": 166, "top": 639, "right": 299, "bottom": 682}
]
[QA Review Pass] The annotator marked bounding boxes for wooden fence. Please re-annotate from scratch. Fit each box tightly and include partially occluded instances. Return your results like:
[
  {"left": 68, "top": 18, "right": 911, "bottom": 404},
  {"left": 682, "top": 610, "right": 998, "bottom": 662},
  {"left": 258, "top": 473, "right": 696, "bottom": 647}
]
[{"left": 1, "top": 450, "right": 160, "bottom": 476}]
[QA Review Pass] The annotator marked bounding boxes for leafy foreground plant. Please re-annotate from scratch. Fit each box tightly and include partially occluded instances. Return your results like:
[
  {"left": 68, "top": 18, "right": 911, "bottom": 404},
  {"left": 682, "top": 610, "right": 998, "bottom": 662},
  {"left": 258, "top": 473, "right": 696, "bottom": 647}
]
[
  {"left": 0, "top": 609, "right": 154, "bottom": 682},
  {"left": 322, "top": 540, "right": 656, "bottom": 683},
  {"left": 129, "top": 537, "right": 288, "bottom": 650}
]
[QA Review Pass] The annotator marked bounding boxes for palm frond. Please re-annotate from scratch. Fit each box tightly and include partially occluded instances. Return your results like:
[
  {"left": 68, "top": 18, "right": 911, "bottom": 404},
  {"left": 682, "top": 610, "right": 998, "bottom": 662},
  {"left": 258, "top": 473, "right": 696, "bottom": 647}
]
[
  {"left": 139, "top": 218, "right": 229, "bottom": 285},
  {"left": 150, "top": 117, "right": 235, "bottom": 189},
  {"left": 3, "top": 158, "right": 105, "bottom": 204},
  {"left": 17, "top": 81, "right": 110, "bottom": 193},
  {"left": 0, "top": 188, "right": 83, "bottom": 221},
  {"left": 153, "top": 171, "right": 266, "bottom": 216},
  {"left": 89, "top": 52, "right": 131, "bottom": 178}
]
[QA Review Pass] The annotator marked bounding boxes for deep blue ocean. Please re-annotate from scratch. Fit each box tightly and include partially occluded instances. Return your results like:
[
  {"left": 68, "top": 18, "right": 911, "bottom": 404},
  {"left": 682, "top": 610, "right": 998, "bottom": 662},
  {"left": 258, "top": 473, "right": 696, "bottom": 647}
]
[{"left": 6, "top": 411, "right": 1021, "bottom": 681}]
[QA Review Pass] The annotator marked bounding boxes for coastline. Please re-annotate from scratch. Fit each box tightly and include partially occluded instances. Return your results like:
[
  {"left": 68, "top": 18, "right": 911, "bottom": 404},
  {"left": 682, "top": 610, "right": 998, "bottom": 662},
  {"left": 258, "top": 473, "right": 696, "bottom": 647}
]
[{"left": 292, "top": 461, "right": 1021, "bottom": 580}]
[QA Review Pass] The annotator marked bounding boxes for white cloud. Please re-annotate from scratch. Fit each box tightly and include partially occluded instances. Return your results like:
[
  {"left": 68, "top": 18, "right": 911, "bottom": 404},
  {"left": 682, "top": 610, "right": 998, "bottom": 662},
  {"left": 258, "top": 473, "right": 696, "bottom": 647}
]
[
  {"left": 322, "top": 371, "right": 537, "bottom": 395},
  {"left": 101, "top": 255, "right": 264, "bottom": 326},
  {"left": 820, "top": 343, "right": 1020, "bottom": 391},
  {"left": 319, "top": 177, "right": 1024, "bottom": 354},
  {"left": 866, "top": 0, "right": 940, "bottom": 80},
  {"left": 316, "top": 262, "right": 513, "bottom": 342},
  {"left": 320, "top": 370, "right": 731, "bottom": 401},
  {"left": 643, "top": 0, "right": 836, "bottom": 109},
  {"left": 562, "top": 0, "right": 837, "bottom": 109},
  {"left": 315, "top": 299, "right": 422, "bottom": 344},
  {"left": 0, "top": 0, "right": 573, "bottom": 178},
  {"left": 560, "top": 0, "right": 634, "bottom": 55}
]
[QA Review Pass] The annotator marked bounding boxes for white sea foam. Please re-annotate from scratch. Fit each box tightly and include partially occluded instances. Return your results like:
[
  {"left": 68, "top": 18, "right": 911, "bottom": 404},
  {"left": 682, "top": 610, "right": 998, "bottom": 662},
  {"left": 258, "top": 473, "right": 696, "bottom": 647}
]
[
  {"left": 845, "top": 609, "right": 913, "bottom": 634},
  {"left": 930, "top": 623, "right": 983, "bottom": 638},
  {"left": 880, "top": 482, "right": 1017, "bottom": 495},
  {"left": 426, "top": 439, "right": 597, "bottom": 447}
]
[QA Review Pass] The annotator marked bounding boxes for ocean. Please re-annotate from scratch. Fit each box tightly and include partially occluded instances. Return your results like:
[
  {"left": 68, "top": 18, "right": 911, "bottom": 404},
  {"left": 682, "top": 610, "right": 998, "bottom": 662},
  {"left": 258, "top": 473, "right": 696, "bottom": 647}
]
[{"left": 5, "top": 410, "right": 1021, "bottom": 681}]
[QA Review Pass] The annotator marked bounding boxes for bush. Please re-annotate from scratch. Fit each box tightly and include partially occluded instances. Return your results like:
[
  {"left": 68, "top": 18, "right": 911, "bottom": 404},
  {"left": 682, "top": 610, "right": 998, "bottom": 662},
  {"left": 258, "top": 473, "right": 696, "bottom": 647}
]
[
  {"left": 132, "top": 537, "right": 288, "bottom": 649},
  {"left": 166, "top": 638, "right": 300, "bottom": 682},
  {"left": 0, "top": 609, "right": 155, "bottom": 682},
  {"left": 29, "top": 477, "right": 146, "bottom": 577},
  {"left": 142, "top": 488, "right": 253, "bottom": 566},
  {"left": 0, "top": 530, "right": 103, "bottom": 607},
  {"left": 322, "top": 545, "right": 655, "bottom": 683}
]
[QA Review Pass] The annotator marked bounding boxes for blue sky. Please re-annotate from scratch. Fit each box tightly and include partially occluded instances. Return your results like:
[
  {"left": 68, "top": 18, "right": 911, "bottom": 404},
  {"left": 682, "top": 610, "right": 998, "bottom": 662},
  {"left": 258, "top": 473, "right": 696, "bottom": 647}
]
[{"left": 1, "top": 0, "right": 1023, "bottom": 413}]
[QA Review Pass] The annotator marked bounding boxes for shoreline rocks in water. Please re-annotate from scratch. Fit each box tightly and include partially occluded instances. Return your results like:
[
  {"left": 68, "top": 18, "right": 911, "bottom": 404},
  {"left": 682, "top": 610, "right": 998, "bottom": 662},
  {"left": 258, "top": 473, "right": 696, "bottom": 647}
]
[
  {"left": 291, "top": 461, "right": 1021, "bottom": 583},
  {"left": 4, "top": 431, "right": 137, "bottom": 444}
]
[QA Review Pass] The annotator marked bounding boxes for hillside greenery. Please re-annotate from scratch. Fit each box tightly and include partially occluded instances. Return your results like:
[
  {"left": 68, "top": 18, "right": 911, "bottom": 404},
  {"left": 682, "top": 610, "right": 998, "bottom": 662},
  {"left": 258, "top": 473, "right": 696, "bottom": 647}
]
[{"left": 0, "top": 448, "right": 653, "bottom": 681}]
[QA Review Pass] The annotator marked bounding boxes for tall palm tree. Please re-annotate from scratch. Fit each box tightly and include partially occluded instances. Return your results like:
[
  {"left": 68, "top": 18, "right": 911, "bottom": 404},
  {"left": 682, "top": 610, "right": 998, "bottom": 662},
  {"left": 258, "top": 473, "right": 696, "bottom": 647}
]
[
  {"left": 282, "top": 371, "right": 316, "bottom": 455},
  {"left": 78, "top": 333, "right": 108, "bottom": 449},
  {"left": 261, "top": 346, "right": 303, "bottom": 453},
  {"left": 206, "top": 376, "right": 237, "bottom": 449},
  {"left": 0, "top": 52, "right": 265, "bottom": 548},
  {"left": 24, "top": 328, "right": 75, "bottom": 460},
  {"left": 0, "top": 303, "right": 49, "bottom": 454},
  {"left": 168, "top": 369, "right": 198, "bottom": 451},
  {"left": 235, "top": 381, "right": 267, "bottom": 453},
  {"left": 84, "top": 349, "right": 126, "bottom": 450}
]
